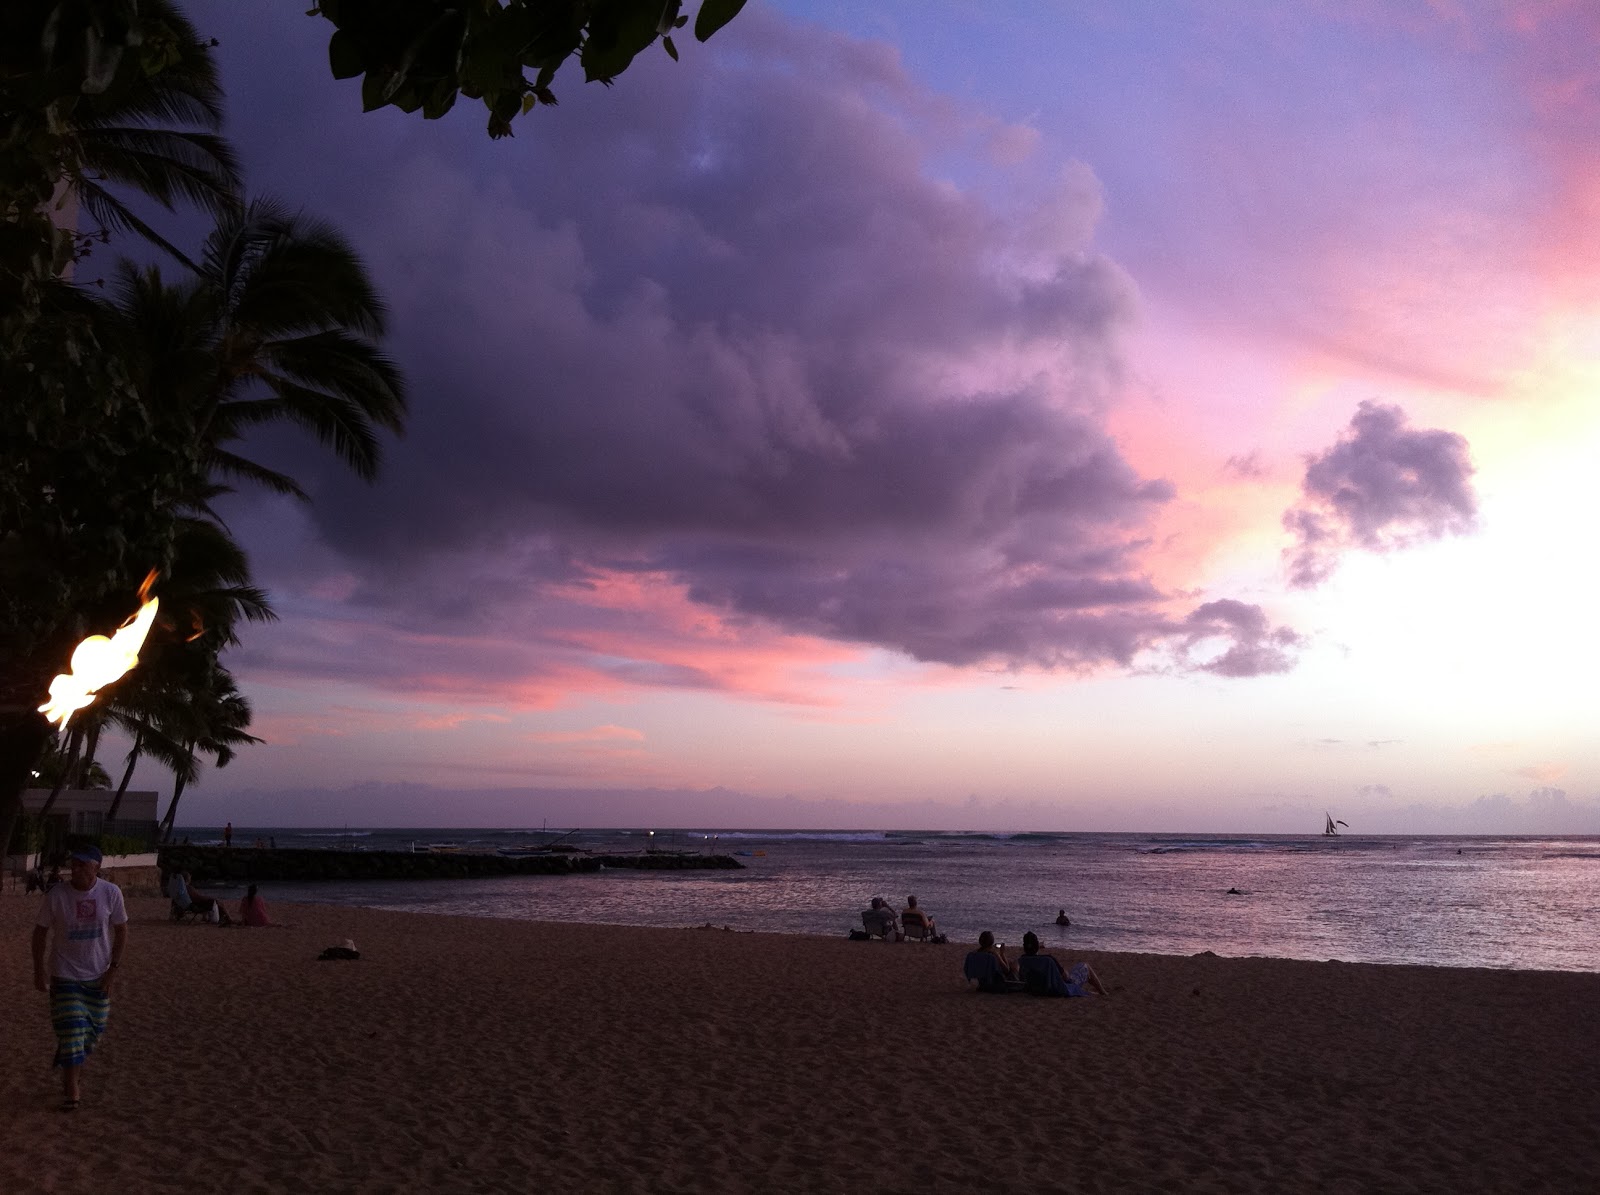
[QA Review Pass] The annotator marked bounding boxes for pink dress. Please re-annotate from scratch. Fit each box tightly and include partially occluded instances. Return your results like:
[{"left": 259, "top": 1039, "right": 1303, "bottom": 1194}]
[{"left": 239, "top": 895, "right": 271, "bottom": 927}]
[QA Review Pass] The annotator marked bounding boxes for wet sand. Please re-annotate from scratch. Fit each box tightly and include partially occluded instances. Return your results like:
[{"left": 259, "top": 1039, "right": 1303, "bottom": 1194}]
[{"left": 4, "top": 896, "right": 1598, "bottom": 1193}]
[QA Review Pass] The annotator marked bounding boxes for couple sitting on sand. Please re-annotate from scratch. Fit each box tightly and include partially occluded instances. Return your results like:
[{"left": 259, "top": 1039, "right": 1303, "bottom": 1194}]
[
  {"left": 862, "top": 895, "right": 938, "bottom": 941},
  {"left": 965, "top": 931, "right": 1108, "bottom": 997}
]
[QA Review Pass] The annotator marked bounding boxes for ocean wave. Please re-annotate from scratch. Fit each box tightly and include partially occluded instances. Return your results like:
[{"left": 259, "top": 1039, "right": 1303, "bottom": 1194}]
[
  {"left": 1142, "top": 840, "right": 1282, "bottom": 854},
  {"left": 299, "top": 830, "right": 375, "bottom": 838},
  {"left": 710, "top": 830, "right": 890, "bottom": 843}
]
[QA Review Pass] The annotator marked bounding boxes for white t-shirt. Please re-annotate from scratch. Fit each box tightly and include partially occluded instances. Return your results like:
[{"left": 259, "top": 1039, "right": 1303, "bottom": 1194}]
[{"left": 36, "top": 877, "right": 128, "bottom": 982}]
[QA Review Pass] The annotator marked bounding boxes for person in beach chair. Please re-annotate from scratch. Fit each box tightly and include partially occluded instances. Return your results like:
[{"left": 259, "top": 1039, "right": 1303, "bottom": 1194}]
[
  {"left": 964, "top": 931, "right": 1023, "bottom": 992},
  {"left": 170, "top": 872, "right": 231, "bottom": 925},
  {"left": 899, "top": 895, "right": 937, "bottom": 941},
  {"left": 1016, "top": 931, "right": 1108, "bottom": 997},
  {"left": 861, "top": 896, "right": 900, "bottom": 940},
  {"left": 167, "top": 871, "right": 203, "bottom": 923}
]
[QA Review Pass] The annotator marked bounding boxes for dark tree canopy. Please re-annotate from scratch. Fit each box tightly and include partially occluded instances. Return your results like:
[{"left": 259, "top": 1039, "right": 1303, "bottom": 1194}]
[{"left": 310, "top": 0, "right": 747, "bottom": 137}]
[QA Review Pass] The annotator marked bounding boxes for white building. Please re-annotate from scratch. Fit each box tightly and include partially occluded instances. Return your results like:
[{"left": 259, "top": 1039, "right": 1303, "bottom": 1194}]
[{"left": 19, "top": 787, "right": 159, "bottom": 838}]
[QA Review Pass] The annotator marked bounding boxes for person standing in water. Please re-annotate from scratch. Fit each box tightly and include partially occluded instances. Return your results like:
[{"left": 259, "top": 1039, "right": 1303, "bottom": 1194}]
[{"left": 31, "top": 845, "right": 128, "bottom": 1111}]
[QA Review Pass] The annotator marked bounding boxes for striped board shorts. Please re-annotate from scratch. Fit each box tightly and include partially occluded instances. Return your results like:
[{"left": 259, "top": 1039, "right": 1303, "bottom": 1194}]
[{"left": 50, "top": 979, "right": 111, "bottom": 1069}]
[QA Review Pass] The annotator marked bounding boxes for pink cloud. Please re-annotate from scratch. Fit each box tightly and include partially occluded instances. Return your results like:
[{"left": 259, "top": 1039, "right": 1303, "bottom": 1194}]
[
  {"left": 525, "top": 725, "right": 646, "bottom": 745},
  {"left": 237, "top": 569, "right": 866, "bottom": 713}
]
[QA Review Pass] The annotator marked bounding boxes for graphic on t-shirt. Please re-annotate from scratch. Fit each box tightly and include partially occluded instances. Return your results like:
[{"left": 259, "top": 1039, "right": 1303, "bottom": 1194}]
[{"left": 67, "top": 895, "right": 103, "bottom": 941}]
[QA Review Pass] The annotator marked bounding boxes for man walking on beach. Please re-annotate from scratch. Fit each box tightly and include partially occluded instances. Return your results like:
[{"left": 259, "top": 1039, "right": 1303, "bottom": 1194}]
[{"left": 31, "top": 844, "right": 128, "bottom": 1111}]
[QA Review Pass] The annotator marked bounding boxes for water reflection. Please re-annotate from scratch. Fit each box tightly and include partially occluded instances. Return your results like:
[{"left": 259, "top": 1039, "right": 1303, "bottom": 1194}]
[{"left": 258, "top": 833, "right": 1600, "bottom": 972}]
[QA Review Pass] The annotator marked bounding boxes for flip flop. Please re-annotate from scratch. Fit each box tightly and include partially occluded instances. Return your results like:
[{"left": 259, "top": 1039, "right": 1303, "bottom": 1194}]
[{"left": 59, "top": 1098, "right": 79, "bottom": 1113}]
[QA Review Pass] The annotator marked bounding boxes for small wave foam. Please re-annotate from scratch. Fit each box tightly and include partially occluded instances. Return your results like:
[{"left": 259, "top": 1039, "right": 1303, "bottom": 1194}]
[
  {"left": 1142, "top": 840, "right": 1281, "bottom": 854},
  {"left": 711, "top": 830, "right": 889, "bottom": 843}
]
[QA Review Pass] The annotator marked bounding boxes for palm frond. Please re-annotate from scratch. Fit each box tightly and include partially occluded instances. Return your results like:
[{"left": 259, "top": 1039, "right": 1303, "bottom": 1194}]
[
  {"left": 239, "top": 381, "right": 385, "bottom": 480},
  {"left": 205, "top": 448, "right": 311, "bottom": 500},
  {"left": 76, "top": 127, "right": 241, "bottom": 214},
  {"left": 76, "top": 182, "right": 200, "bottom": 270},
  {"left": 262, "top": 332, "right": 408, "bottom": 431},
  {"left": 70, "top": 0, "right": 230, "bottom": 131}
]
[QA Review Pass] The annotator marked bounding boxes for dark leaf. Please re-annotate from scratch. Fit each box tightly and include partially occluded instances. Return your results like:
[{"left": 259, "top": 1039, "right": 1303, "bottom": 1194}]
[
  {"left": 581, "top": 0, "right": 663, "bottom": 83},
  {"left": 328, "top": 28, "right": 363, "bottom": 79},
  {"left": 694, "top": 0, "right": 746, "bottom": 42}
]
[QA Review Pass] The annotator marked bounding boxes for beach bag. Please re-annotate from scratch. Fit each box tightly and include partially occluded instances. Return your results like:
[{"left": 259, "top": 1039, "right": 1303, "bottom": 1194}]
[
  {"left": 847, "top": 929, "right": 871, "bottom": 941},
  {"left": 205, "top": 902, "right": 220, "bottom": 924}
]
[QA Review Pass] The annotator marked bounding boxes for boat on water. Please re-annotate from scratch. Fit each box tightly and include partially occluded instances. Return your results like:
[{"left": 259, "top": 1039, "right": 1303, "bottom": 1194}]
[{"left": 1323, "top": 813, "right": 1348, "bottom": 836}]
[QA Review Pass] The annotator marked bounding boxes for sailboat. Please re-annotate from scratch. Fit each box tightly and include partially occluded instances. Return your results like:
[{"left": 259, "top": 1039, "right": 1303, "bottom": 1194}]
[{"left": 1324, "top": 812, "right": 1348, "bottom": 836}]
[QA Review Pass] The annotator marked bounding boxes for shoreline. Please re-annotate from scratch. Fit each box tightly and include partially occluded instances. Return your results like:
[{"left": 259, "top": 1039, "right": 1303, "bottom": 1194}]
[
  {"left": 222, "top": 887, "right": 1600, "bottom": 976},
  {"left": 6, "top": 896, "right": 1598, "bottom": 1191},
  {"left": 209, "top": 895, "right": 1600, "bottom": 977}
]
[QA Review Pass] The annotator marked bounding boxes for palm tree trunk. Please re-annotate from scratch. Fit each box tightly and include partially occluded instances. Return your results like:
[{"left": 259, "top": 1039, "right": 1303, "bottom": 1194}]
[
  {"left": 158, "top": 744, "right": 194, "bottom": 843},
  {"left": 79, "top": 719, "right": 102, "bottom": 786},
  {"left": 37, "top": 723, "right": 83, "bottom": 816},
  {"left": 104, "top": 731, "right": 143, "bottom": 822}
]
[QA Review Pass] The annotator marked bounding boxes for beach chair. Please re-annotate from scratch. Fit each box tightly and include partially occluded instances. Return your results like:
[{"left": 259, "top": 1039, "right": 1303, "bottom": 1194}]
[
  {"left": 963, "top": 951, "right": 1023, "bottom": 993},
  {"left": 167, "top": 874, "right": 204, "bottom": 923},
  {"left": 900, "top": 911, "right": 932, "bottom": 942},
  {"left": 170, "top": 898, "right": 205, "bottom": 923},
  {"left": 861, "top": 908, "right": 899, "bottom": 940}
]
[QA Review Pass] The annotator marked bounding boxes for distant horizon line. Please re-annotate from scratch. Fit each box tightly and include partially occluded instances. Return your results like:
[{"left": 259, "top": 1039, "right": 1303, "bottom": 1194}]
[{"left": 168, "top": 824, "right": 1600, "bottom": 839}]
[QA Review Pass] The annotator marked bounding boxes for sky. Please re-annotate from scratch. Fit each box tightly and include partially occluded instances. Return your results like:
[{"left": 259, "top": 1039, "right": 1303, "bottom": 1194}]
[{"left": 115, "top": 0, "right": 1600, "bottom": 832}]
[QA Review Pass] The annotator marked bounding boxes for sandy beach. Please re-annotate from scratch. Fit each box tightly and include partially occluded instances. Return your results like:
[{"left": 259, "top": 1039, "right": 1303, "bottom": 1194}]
[{"left": 4, "top": 895, "right": 1598, "bottom": 1193}]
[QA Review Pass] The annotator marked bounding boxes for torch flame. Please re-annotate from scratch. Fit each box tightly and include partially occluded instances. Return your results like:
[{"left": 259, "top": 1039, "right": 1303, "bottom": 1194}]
[{"left": 38, "top": 571, "right": 160, "bottom": 728}]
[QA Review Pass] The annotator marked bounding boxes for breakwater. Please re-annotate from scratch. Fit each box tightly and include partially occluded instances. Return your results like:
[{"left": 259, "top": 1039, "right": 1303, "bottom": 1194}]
[{"left": 158, "top": 845, "right": 743, "bottom": 884}]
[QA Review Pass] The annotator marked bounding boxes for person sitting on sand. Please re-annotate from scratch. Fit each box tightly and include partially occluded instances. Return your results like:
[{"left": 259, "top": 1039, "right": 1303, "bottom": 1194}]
[
  {"left": 976, "top": 930, "right": 1016, "bottom": 977},
  {"left": 900, "top": 895, "right": 937, "bottom": 939},
  {"left": 1016, "top": 931, "right": 1107, "bottom": 997},
  {"left": 963, "top": 930, "right": 1023, "bottom": 993},
  {"left": 862, "top": 896, "right": 900, "bottom": 941},
  {"left": 239, "top": 884, "right": 272, "bottom": 927},
  {"left": 1055, "top": 909, "right": 1071, "bottom": 926}
]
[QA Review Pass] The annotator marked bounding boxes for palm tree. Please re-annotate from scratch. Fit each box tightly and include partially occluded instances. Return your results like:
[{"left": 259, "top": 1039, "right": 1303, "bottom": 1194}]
[
  {"left": 99, "top": 197, "right": 407, "bottom": 494},
  {"left": 30, "top": 739, "right": 110, "bottom": 792},
  {"left": 154, "top": 657, "right": 260, "bottom": 842},
  {"left": 85, "top": 198, "right": 404, "bottom": 832},
  {"left": 102, "top": 510, "right": 275, "bottom": 821},
  {"left": 56, "top": 0, "right": 243, "bottom": 266}
]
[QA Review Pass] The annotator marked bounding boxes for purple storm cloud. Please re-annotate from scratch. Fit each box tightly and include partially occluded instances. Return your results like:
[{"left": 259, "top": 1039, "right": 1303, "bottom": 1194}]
[
  {"left": 1179, "top": 600, "right": 1302, "bottom": 678},
  {"left": 201, "top": 5, "right": 1297, "bottom": 684},
  {"left": 1283, "top": 401, "right": 1478, "bottom": 588}
]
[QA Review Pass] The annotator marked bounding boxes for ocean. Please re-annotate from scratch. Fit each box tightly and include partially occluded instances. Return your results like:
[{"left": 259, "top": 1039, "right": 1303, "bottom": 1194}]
[{"left": 180, "top": 827, "right": 1600, "bottom": 973}]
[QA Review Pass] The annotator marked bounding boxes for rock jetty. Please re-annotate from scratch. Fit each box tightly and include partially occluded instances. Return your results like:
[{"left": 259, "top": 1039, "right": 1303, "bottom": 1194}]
[{"left": 158, "top": 845, "right": 743, "bottom": 884}]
